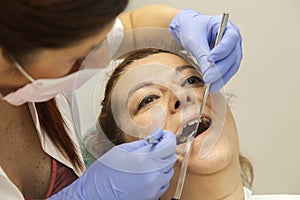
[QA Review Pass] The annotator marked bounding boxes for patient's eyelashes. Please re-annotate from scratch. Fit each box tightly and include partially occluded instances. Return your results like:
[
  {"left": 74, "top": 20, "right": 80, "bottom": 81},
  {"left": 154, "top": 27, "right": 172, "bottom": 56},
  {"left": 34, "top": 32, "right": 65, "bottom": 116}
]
[
  {"left": 138, "top": 94, "right": 160, "bottom": 110},
  {"left": 182, "top": 76, "right": 204, "bottom": 87},
  {"left": 136, "top": 75, "right": 203, "bottom": 111}
]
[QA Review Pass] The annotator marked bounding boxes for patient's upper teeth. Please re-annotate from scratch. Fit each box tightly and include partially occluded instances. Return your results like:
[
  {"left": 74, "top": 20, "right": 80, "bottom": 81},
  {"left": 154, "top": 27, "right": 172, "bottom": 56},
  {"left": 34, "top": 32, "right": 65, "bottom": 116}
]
[
  {"left": 202, "top": 117, "right": 209, "bottom": 123},
  {"left": 188, "top": 119, "right": 198, "bottom": 126}
]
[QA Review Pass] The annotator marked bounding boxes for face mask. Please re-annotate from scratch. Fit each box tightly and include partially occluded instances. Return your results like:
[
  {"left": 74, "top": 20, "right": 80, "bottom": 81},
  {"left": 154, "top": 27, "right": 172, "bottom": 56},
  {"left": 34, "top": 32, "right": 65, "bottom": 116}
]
[{"left": 1, "top": 60, "right": 99, "bottom": 106}]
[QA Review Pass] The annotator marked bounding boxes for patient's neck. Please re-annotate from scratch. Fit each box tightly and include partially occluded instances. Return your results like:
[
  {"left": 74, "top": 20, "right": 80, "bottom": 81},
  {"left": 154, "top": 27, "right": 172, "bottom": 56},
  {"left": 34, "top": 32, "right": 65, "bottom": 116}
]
[{"left": 162, "top": 158, "right": 244, "bottom": 200}]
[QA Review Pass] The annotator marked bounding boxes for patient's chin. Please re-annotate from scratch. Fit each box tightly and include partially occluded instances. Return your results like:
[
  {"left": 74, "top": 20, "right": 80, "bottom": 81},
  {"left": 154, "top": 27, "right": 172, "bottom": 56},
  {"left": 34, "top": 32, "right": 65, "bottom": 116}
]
[
  {"left": 185, "top": 110, "right": 239, "bottom": 175},
  {"left": 187, "top": 139, "right": 234, "bottom": 175}
]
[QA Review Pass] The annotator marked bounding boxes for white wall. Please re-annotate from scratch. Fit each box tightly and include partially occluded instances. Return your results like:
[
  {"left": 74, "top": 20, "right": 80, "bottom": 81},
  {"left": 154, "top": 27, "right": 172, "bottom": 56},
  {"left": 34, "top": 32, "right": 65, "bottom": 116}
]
[
  {"left": 76, "top": 0, "right": 300, "bottom": 195},
  {"left": 125, "top": 0, "right": 300, "bottom": 194}
]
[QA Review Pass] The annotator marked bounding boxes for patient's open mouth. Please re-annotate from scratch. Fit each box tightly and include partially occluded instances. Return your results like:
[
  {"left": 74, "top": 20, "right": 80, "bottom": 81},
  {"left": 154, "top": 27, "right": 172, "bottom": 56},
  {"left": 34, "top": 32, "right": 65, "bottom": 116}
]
[{"left": 176, "top": 116, "right": 212, "bottom": 145}]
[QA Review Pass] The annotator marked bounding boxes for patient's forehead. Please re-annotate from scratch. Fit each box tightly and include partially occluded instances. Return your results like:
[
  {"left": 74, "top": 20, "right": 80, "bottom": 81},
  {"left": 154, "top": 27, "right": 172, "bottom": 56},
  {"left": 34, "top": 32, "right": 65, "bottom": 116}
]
[{"left": 126, "top": 52, "right": 189, "bottom": 71}]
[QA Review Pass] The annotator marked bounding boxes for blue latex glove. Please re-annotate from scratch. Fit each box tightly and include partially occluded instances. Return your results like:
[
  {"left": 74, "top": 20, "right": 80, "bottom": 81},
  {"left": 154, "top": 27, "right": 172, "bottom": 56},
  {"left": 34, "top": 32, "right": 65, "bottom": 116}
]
[
  {"left": 48, "top": 129, "right": 176, "bottom": 200},
  {"left": 170, "top": 8, "right": 243, "bottom": 93}
]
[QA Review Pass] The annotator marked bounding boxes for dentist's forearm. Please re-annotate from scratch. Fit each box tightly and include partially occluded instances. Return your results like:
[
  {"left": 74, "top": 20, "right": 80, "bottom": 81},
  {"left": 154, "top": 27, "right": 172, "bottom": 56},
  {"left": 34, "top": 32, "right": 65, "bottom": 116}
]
[{"left": 119, "top": 4, "right": 180, "bottom": 31}]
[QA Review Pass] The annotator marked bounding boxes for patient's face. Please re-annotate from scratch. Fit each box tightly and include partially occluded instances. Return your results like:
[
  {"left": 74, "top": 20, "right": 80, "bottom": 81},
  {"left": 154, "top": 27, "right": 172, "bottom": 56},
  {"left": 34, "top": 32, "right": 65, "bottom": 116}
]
[{"left": 112, "top": 52, "right": 239, "bottom": 175}]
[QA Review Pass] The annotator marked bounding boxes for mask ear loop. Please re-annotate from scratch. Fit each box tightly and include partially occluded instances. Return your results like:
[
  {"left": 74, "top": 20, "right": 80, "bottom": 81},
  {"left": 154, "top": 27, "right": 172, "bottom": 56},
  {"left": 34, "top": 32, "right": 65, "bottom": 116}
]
[{"left": 10, "top": 55, "right": 35, "bottom": 82}]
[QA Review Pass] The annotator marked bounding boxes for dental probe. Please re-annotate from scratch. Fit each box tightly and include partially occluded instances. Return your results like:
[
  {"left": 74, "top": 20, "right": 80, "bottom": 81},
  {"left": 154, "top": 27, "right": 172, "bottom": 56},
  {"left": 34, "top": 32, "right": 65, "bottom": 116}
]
[
  {"left": 171, "top": 12, "right": 229, "bottom": 200},
  {"left": 198, "top": 12, "right": 229, "bottom": 128}
]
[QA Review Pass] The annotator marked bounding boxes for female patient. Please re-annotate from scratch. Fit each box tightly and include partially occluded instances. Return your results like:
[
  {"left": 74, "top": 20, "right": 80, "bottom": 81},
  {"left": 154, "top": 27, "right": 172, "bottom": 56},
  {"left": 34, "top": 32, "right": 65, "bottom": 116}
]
[{"left": 82, "top": 48, "right": 253, "bottom": 200}]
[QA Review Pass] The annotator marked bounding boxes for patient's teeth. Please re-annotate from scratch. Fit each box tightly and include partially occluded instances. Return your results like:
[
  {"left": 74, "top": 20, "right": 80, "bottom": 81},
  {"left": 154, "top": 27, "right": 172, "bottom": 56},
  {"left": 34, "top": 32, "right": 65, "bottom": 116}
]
[
  {"left": 176, "top": 116, "right": 212, "bottom": 145},
  {"left": 188, "top": 119, "right": 198, "bottom": 126}
]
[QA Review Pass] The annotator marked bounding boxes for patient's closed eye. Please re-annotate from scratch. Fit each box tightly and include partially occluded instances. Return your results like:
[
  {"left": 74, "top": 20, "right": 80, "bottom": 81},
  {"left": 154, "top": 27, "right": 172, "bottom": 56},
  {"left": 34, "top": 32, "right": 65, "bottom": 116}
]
[
  {"left": 138, "top": 95, "right": 160, "bottom": 110},
  {"left": 182, "top": 76, "right": 204, "bottom": 87}
]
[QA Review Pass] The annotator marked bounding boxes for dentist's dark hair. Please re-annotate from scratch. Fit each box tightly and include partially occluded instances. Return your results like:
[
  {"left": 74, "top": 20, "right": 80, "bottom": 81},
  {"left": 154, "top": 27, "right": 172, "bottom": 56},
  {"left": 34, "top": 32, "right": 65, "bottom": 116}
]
[{"left": 0, "top": 0, "right": 128, "bottom": 171}]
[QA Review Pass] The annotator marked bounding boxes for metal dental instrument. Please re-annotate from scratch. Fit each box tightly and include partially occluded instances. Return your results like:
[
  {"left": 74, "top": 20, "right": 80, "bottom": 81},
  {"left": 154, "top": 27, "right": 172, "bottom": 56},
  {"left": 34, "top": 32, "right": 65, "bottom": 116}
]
[
  {"left": 198, "top": 12, "right": 229, "bottom": 127},
  {"left": 172, "top": 12, "right": 229, "bottom": 200},
  {"left": 175, "top": 12, "right": 229, "bottom": 145}
]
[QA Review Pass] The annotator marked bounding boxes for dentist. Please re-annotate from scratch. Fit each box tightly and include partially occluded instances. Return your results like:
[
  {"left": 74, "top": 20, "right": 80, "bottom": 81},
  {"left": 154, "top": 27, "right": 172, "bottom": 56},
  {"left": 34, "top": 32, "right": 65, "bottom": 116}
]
[{"left": 0, "top": 1, "right": 242, "bottom": 199}]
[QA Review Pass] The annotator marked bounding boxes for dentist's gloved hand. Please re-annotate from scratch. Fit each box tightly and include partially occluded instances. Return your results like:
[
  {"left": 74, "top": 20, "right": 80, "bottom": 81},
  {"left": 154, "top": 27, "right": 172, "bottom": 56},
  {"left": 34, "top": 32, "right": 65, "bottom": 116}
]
[
  {"left": 170, "top": 8, "right": 243, "bottom": 93},
  {"left": 48, "top": 128, "right": 176, "bottom": 200}
]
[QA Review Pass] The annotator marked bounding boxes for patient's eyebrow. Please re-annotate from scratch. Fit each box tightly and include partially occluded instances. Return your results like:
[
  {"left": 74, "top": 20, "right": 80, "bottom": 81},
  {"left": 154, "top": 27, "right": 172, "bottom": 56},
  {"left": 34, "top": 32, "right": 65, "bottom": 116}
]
[
  {"left": 128, "top": 82, "right": 155, "bottom": 98},
  {"left": 175, "top": 65, "right": 198, "bottom": 73}
]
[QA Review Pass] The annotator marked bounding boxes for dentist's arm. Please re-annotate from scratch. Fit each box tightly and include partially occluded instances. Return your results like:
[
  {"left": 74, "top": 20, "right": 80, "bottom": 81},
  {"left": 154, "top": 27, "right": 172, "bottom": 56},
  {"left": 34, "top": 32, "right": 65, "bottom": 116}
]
[
  {"left": 119, "top": 5, "right": 242, "bottom": 92},
  {"left": 48, "top": 129, "right": 176, "bottom": 200}
]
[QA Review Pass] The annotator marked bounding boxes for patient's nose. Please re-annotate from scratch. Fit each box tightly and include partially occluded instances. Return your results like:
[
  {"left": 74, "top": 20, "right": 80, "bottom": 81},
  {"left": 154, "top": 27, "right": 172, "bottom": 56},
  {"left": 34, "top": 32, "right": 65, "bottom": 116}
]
[
  {"left": 174, "top": 96, "right": 192, "bottom": 109},
  {"left": 171, "top": 91, "right": 194, "bottom": 113}
]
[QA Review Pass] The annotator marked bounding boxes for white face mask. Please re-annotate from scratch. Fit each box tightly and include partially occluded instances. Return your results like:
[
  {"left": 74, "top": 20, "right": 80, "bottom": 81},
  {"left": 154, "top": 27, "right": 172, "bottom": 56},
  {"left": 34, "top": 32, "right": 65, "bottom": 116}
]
[{"left": 1, "top": 60, "right": 99, "bottom": 106}]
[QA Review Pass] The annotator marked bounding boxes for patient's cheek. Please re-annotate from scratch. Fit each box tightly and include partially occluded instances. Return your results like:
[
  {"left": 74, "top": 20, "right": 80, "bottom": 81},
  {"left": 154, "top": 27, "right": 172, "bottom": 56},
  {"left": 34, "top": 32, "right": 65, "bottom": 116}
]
[
  {"left": 125, "top": 105, "right": 166, "bottom": 139},
  {"left": 133, "top": 113, "right": 152, "bottom": 127}
]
